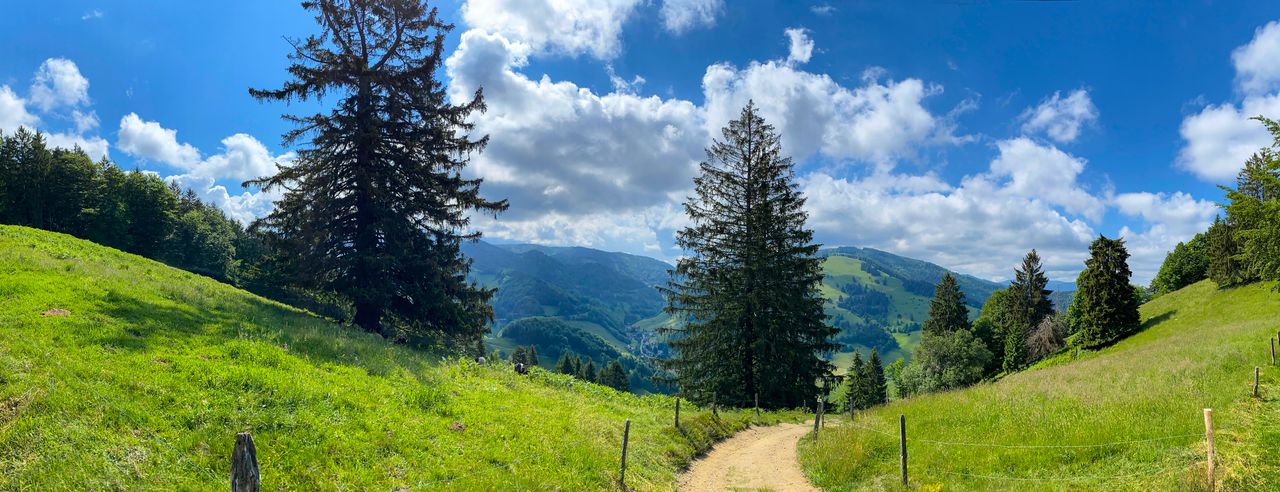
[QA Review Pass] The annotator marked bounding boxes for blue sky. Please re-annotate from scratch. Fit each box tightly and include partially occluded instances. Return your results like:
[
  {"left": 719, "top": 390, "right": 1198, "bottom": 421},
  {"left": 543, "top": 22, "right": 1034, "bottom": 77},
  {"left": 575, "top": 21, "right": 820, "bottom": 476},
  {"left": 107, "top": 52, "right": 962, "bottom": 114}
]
[{"left": 4, "top": 1, "right": 1280, "bottom": 283}]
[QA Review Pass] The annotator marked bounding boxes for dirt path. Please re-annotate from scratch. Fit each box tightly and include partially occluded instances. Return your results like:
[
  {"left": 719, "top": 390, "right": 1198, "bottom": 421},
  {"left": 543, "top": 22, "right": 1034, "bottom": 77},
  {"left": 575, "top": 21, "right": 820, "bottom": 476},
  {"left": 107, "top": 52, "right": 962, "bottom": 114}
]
[{"left": 679, "top": 422, "right": 820, "bottom": 491}]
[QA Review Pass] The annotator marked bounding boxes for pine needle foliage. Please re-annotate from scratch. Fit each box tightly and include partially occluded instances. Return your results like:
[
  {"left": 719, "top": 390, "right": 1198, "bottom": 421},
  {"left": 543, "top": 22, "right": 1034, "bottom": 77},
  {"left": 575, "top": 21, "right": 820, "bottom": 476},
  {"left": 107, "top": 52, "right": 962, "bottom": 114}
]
[
  {"left": 247, "top": 0, "right": 506, "bottom": 344},
  {"left": 661, "top": 102, "right": 836, "bottom": 409}
]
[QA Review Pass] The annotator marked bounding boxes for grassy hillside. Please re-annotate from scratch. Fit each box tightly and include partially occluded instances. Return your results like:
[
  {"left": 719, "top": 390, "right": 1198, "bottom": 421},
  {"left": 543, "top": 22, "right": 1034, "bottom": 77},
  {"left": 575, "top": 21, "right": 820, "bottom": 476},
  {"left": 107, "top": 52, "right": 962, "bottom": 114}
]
[
  {"left": 0, "top": 226, "right": 800, "bottom": 490},
  {"left": 799, "top": 280, "right": 1280, "bottom": 490}
]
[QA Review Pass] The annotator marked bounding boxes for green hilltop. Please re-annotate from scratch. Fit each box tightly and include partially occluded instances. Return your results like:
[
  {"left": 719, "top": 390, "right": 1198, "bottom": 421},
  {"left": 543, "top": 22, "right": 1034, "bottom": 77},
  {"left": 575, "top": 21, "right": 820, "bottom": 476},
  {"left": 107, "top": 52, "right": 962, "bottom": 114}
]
[
  {"left": 800, "top": 278, "right": 1280, "bottom": 490},
  {"left": 0, "top": 225, "right": 800, "bottom": 490}
]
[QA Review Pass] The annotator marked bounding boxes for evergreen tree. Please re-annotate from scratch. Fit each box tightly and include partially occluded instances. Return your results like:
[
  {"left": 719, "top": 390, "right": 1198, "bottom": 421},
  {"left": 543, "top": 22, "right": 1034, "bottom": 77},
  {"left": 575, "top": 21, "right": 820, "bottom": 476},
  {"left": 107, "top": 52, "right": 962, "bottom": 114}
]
[
  {"left": 511, "top": 347, "right": 528, "bottom": 366},
  {"left": 526, "top": 345, "right": 539, "bottom": 367},
  {"left": 555, "top": 353, "right": 574, "bottom": 375},
  {"left": 247, "top": 0, "right": 507, "bottom": 343},
  {"left": 971, "top": 288, "right": 1010, "bottom": 375},
  {"left": 921, "top": 273, "right": 968, "bottom": 336},
  {"left": 1071, "top": 236, "right": 1141, "bottom": 347},
  {"left": 863, "top": 349, "right": 887, "bottom": 406},
  {"left": 1010, "top": 249, "right": 1054, "bottom": 324},
  {"left": 1206, "top": 216, "right": 1246, "bottom": 287},
  {"left": 600, "top": 360, "right": 630, "bottom": 392},
  {"left": 845, "top": 352, "right": 866, "bottom": 411},
  {"left": 581, "top": 360, "right": 597, "bottom": 383},
  {"left": 1151, "top": 233, "right": 1210, "bottom": 295},
  {"left": 1002, "top": 288, "right": 1031, "bottom": 373},
  {"left": 661, "top": 102, "right": 837, "bottom": 409}
]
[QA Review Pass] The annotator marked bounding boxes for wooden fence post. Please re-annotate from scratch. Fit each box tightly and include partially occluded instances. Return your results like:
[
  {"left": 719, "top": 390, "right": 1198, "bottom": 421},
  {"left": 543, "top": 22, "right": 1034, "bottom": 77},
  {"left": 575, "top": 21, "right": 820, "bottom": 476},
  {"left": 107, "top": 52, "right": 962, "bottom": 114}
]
[
  {"left": 231, "top": 432, "right": 260, "bottom": 492},
  {"left": 1204, "top": 408, "right": 1215, "bottom": 491},
  {"left": 620, "top": 419, "right": 631, "bottom": 489},
  {"left": 813, "top": 399, "right": 824, "bottom": 438},
  {"left": 755, "top": 392, "right": 760, "bottom": 415},
  {"left": 1255, "top": 367, "right": 1261, "bottom": 398},
  {"left": 674, "top": 398, "right": 680, "bottom": 429},
  {"left": 899, "top": 415, "right": 908, "bottom": 487}
]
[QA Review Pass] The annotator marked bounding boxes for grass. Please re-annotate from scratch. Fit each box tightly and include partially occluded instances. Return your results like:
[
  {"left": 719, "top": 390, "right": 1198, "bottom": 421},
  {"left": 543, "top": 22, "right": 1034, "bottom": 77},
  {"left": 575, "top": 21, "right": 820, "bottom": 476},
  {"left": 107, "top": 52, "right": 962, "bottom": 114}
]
[
  {"left": 798, "top": 280, "right": 1280, "bottom": 491},
  {"left": 0, "top": 226, "right": 803, "bottom": 490}
]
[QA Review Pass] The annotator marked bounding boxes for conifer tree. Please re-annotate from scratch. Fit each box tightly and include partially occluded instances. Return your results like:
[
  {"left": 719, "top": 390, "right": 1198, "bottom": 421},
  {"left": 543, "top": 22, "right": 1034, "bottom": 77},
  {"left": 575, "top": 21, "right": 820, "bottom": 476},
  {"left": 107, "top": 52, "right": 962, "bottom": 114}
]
[
  {"left": 922, "top": 273, "right": 968, "bottom": 336},
  {"left": 863, "top": 349, "right": 887, "bottom": 406},
  {"left": 526, "top": 345, "right": 539, "bottom": 367},
  {"left": 1207, "top": 216, "right": 1245, "bottom": 287},
  {"left": 1002, "top": 290, "right": 1031, "bottom": 372},
  {"left": 1010, "top": 249, "right": 1054, "bottom": 324},
  {"left": 600, "top": 360, "right": 630, "bottom": 392},
  {"left": 555, "top": 353, "right": 574, "bottom": 375},
  {"left": 247, "top": 0, "right": 506, "bottom": 343},
  {"left": 845, "top": 352, "right": 866, "bottom": 411},
  {"left": 511, "top": 347, "right": 527, "bottom": 365},
  {"left": 1071, "top": 236, "right": 1141, "bottom": 347},
  {"left": 581, "top": 360, "right": 597, "bottom": 383},
  {"left": 661, "top": 102, "right": 836, "bottom": 409}
]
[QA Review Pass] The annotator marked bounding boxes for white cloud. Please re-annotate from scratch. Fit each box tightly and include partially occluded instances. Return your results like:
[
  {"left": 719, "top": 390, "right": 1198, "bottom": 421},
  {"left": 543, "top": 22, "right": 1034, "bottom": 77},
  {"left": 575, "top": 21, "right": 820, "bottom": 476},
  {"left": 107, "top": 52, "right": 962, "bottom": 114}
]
[
  {"left": 446, "top": 29, "right": 705, "bottom": 225},
  {"left": 72, "top": 109, "right": 98, "bottom": 133},
  {"left": 703, "top": 60, "right": 946, "bottom": 165},
  {"left": 29, "top": 58, "right": 90, "bottom": 112},
  {"left": 1019, "top": 89, "right": 1098, "bottom": 143},
  {"left": 0, "top": 86, "right": 39, "bottom": 134},
  {"left": 810, "top": 4, "right": 836, "bottom": 16},
  {"left": 460, "top": 0, "right": 642, "bottom": 59},
  {"left": 117, "top": 113, "right": 201, "bottom": 168},
  {"left": 1180, "top": 19, "right": 1280, "bottom": 183},
  {"left": 1178, "top": 93, "right": 1280, "bottom": 183},
  {"left": 1232, "top": 20, "right": 1280, "bottom": 96},
  {"left": 802, "top": 170, "right": 1096, "bottom": 281},
  {"left": 116, "top": 114, "right": 289, "bottom": 223},
  {"left": 1113, "top": 191, "right": 1218, "bottom": 282},
  {"left": 81, "top": 9, "right": 104, "bottom": 21},
  {"left": 785, "top": 27, "right": 814, "bottom": 65},
  {"left": 660, "top": 0, "right": 723, "bottom": 34},
  {"left": 985, "top": 137, "right": 1104, "bottom": 220},
  {"left": 45, "top": 132, "right": 109, "bottom": 161}
]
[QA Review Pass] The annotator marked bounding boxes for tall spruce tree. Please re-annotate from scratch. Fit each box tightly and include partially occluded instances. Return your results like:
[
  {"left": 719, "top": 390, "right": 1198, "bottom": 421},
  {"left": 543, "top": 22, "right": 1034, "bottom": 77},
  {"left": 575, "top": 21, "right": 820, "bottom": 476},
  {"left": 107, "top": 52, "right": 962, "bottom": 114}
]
[
  {"left": 1001, "top": 288, "right": 1031, "bottom": 372},
  {"left": 1010, "top": 249, "right": 1054, "bottom": 323},
  {"left": 922, "top": 273, "right": 969, "bottom": 336},
  {"left": 1071, "top": 236, "right": 1141, "bottom": 347},
  {"left": 863, "top": 349, "right": 887, "bottom": 406},
  {"left": 247, "top": 0, "right": 506, "bottom": 343},
  {"left": 845, "top": 352, "right": 866, "bottom": 411},
  {"left": 661, "top": 102, "right": 836, "bottom": 409}
]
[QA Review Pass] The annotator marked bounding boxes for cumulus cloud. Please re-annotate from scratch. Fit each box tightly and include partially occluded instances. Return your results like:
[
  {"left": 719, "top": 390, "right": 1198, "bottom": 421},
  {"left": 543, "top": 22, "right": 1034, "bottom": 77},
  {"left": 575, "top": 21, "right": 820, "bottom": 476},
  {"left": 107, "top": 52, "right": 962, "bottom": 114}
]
[
  {"left": 116, "top": 114, "right": 289, "bottom": 223},
  {"left": 1180, "top": 19, "right": 1280, "bottom": 183},
  {"left": 1113, "top": 191, "right": 1218, "bottom": 281},
  {"left": 0, "top": 86, "right": 39, "bottom": 134},
  {"left": 810, "top": 4, "right": 836, "bottom": 16},
  {"left": 1019, "top": 89, "right": 1098, "bottom": 143},
  {"left": 29, "top": 58, "right": 91, "bottom": 112},
  {"left": 801, "top": 169, "right": 1096, "bottom": 281},
  {"left": 985, "top": 137, "right": 1104, "bottom": 220},
  {"left": 117, "top": 113, "right": 201, "bottom": 168},
  {"left": 81, "top": 9, "right": 104, "bottom": 21},
  {"left": 785, "top": 27, "right": 814, "bottom": 65},
  {"left": 660, "top": 0, "right": 723, "bottom": 34},
  {"left": 460, "top": 0, "right": 642, "bottom": 59},
  {"left": 45, "top": 132, "right": 109, "bottom": 160},
  {"left": 1232, "top": 20, "right": 1280, "bottom": 96},
  {"left": 446, "top": 29, "right": 705, "bottom": 224},
  {"left": 703, "top": 60, "right": 946, "bottom": 165}
]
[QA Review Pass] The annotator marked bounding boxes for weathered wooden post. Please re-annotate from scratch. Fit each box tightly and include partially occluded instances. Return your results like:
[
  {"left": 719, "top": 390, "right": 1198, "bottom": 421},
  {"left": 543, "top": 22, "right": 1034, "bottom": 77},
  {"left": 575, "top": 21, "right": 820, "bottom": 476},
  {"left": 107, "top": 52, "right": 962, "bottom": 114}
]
[
  {"left": 755, "top": 392, "right": 760, "bottom": 416},
  {"left": 674, "top": 398, "right": 681, "bottom": 429},
  {"left": 1255, "top": 367, "right": 1261, "bottom": 398},
  {"left": 620, "top": 419, "right": 631, "bottom": 489},
  {"left": 899, "top": 415, "right": 908, "bottom": 487},
  {"left": 1204, "top": 408, "right": 1215, "bottom": 491},
  {"left": 813, "top": 399, "right": 824, "bottom": 438},
  {"left": 231, "top": 432, "right": 260, "bottom": 492}
]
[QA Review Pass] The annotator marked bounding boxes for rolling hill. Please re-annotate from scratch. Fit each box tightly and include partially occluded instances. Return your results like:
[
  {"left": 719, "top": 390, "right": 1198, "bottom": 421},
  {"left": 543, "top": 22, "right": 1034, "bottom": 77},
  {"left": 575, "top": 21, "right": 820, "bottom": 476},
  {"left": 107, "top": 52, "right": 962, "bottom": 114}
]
[
  {"left": 0, "top": 225, "right": 802, "bottom": 490},
  {"left": 466, "top": 241, "right": 1015, "bottom": 379},
  {"left": 799, "top": 279, "right": 1280, "bottom": 490}
]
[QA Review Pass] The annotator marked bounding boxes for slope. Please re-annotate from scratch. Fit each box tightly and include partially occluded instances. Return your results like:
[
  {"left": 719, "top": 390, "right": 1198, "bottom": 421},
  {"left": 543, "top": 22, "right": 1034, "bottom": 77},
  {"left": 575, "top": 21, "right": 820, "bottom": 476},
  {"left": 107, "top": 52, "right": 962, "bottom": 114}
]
[
  {"left": 0, "top": 226, "right": 799, "bottom": 490},
  {"left": 799, "top": 280, "right": 1280, "bottom": 490}
]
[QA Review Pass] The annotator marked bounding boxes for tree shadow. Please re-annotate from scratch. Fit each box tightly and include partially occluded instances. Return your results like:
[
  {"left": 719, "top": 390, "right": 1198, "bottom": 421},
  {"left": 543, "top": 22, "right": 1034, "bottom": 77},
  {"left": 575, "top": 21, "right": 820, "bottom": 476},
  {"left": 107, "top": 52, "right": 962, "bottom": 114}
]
[{"left": 1087, "top": 309, "right": 1177, "bottom": 351}]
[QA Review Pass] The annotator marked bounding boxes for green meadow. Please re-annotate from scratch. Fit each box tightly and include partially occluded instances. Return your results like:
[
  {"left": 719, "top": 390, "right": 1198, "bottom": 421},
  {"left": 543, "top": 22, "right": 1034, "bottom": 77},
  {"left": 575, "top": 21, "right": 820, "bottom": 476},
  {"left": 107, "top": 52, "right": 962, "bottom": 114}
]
[
  {"left": 799, "top": 279, "right": 1280, "bottom": 491},
  {"left": 0, "top": 226, "right": 801, "bottom": 490}
]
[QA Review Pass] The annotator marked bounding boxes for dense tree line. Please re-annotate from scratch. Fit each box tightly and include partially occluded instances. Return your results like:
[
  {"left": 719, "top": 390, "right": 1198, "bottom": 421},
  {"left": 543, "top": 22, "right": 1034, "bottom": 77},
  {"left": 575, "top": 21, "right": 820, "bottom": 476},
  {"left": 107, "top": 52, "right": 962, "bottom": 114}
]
[
  {"left": 838, "top": 350, "right": 887, "bottom": 412},
  {"left": 553, "top": 353, "right": 630, "bottom": 392},
  {"left": 1152, "top": 116, "right": 1280, "bottom": 295},
  {"left": 662, "top": 103, "right": 837, "bottom": 409},
  {"left": 835, "top": 281, "right": 891, "bottom": 320},
  {"left": 0, "top": 128, "right": 258, "bottom": 283}
]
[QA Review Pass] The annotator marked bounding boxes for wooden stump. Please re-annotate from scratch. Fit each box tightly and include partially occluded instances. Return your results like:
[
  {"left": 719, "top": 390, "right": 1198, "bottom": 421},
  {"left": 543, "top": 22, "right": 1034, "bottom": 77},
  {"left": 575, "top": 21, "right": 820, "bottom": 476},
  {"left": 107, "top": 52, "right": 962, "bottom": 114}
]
[{"left": 231, "top": 432, "right": 260, "bottom": 492}]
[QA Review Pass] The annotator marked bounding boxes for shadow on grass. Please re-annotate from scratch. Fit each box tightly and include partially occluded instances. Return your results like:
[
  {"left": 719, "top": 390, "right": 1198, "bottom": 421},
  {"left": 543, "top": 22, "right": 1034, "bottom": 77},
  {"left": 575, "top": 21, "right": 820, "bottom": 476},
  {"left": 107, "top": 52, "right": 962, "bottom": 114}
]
[
  {"left": 1086, "top": 310, "right": 1179, "bottom": 351},
  {"left": 90, "top": 287, "right": 412, "bottom": 377}
]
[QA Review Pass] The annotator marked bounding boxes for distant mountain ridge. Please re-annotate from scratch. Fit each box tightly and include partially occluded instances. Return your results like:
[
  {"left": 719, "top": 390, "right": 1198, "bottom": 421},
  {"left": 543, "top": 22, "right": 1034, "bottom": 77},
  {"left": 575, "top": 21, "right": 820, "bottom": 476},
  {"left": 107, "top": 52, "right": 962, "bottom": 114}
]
[{"left": 464, "top": 240, "right": 1022, "bottom": 375}]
